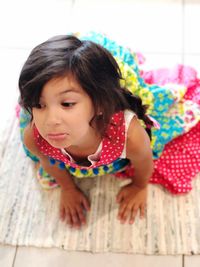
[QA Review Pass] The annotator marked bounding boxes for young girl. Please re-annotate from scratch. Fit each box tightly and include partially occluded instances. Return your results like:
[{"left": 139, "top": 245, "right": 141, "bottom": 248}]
[{"left": 18, "top": 32, "right": 200, "bottom": 229}]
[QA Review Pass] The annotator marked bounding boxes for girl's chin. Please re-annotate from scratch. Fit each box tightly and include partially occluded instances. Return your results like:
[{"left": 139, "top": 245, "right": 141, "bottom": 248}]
[{"left": 47, "top": 139, "right": 71, "bottom": 149}]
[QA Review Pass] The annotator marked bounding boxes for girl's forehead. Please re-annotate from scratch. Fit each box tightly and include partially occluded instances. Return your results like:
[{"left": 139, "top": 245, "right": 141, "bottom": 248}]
[
  {"left": 45, "top": 74, "right": 81, "bottom": 89},
  {"left": 42, "top": 75, "right": 85, "bottom": 97}
]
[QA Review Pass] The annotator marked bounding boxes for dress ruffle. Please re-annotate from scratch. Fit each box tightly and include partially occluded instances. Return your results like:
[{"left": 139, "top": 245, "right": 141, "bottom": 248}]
[
  {"left": 152, "top": 122, "right": 200, "bottom": 194},
  {"left": 139, "top": 63, "right": 200, "bottom": 193}
]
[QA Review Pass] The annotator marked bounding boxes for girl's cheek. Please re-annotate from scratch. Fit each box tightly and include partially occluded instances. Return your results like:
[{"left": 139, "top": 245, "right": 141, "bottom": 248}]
[{"left": 32, "top": 113, "right": 43, "bottom": 128}]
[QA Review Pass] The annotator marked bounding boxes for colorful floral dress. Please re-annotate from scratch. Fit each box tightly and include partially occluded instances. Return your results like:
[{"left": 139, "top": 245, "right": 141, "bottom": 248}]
[{"left": 18, "top": 32, "right": 200, "bottom": 195}]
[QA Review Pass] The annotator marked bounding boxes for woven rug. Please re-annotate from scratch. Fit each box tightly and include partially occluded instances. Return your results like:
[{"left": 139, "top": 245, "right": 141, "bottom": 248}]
[{"left": 0, "top": 116, "right": 200, "bottom": 255}]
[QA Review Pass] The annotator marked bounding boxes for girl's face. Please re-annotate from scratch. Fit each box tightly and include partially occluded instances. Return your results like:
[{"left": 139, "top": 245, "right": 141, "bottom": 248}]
[{"left": 32, "top": 75, "right": 97, "bottom": 150}]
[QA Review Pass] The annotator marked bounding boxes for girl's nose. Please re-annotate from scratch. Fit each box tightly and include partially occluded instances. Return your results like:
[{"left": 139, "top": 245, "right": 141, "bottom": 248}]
[{"left": 45, "top": 108, "right": 61, "bottom": 126}]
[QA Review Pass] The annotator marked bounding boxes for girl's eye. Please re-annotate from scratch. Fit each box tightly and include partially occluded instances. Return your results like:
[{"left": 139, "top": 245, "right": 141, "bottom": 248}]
[
  {"left": 61, "top": 102, "right": 76, "bottom": 107},
  {"left": 33, "top": 103, "right": 45, "bottom": 109}
]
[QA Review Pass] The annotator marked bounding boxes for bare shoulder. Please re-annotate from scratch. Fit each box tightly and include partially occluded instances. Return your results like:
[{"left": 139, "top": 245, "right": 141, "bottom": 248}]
[
  {"left": 23, "top": 123, "right": 41, "bottom": 157},
  {"left": 126, "top": 115, "right": 152, "bottom": 160}
]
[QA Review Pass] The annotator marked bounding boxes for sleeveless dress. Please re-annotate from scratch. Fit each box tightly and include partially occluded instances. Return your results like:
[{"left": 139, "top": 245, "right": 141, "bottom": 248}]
[{"left": 18, "top": 32, "right": 200, "bottom": 195}]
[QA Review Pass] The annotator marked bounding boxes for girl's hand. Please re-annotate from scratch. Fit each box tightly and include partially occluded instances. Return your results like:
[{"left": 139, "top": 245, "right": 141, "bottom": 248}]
[
  {"left": 116, "top": 184, "right": 148, "bottom": 224},
  {"left": 60, "top": 187, "right": 90, "bottom": 228}
]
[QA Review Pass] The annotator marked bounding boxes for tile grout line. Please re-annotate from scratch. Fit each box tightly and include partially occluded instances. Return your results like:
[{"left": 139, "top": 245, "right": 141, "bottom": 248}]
[
  {"left": 71, "top": 0, "right": 75, "bottom": 8},
  {"left": 12, "top": 245, "right": 18, "bottom": 267},
  {"left": 182, "top": 255, "right": 185, "bottom": 267},
  {"left": 65, "top": 0, "right": 76, "bottom": 33},
  {"left": 70, "top": 0, "right": 76, "bottom": 14}
]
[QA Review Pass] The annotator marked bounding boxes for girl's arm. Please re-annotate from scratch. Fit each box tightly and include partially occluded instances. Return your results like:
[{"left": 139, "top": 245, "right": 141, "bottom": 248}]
[
  {"left": 116, "top": 116, "right": 154, "bottom": 224},
  {"left": 126, "top": 116, "right": 154, "bottom": 188},
  {"left": 23, "top": 123, "right": 90, "bottom": 228}
]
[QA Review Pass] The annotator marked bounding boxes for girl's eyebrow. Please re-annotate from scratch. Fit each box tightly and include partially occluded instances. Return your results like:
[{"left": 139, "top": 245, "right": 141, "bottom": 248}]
[
  {"left": 58, "top": 89, "right": 80, "bottom": 95},
  {"left": 40, "top": 88, "right": 81, "bottom": 99}
]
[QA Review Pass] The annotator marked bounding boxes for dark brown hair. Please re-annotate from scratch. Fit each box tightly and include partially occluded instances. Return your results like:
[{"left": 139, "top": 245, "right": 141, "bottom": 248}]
[{"left": 18, "top": 35, "right": 153, "bottom": 138}]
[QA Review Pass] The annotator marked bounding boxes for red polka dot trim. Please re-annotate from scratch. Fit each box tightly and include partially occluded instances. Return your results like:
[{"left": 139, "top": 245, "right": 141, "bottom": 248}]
[
  {"left": 33, "top": 111, "right": 125, "bottom": 170},
  {"left": 151, "top": 122, "right": 200, "bottom": 194}
]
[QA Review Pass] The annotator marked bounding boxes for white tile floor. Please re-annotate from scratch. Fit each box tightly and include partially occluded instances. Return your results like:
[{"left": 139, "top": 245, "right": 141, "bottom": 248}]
[{"left": 0, "top": 0, "right": 200, "bottom": 266}]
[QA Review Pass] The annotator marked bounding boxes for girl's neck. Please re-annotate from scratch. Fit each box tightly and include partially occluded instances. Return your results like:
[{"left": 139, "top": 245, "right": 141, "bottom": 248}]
[{"left": 65, "top": 130, "right": 102, "bottom": 159}]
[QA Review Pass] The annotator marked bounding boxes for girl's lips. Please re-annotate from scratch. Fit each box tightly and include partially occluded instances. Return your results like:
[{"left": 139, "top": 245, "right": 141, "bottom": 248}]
[{"left": 47, "top": 133, "right": 68, "bottom": 141}]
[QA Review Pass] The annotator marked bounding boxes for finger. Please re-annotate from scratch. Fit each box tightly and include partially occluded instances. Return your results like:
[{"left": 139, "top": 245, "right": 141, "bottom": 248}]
[
  {"left": 76, "top": 207, "right": 86, "bottom": 225},
  {"left": 117, "top": 202, "right": 126, "bottom": 220},
  {"left": 116, "top": 191, "right": 124, "bottom": 203},
  {"left": 129, "top": 206, "right": 139, "bottom": 224},
  {"left": 65, "top": 209, "right": 73, "bottom": 227},
  {"left": 140, "top": 204, "right": 146, "bottom": 219},
  {"left": 82, "top": 197, "right": 90, "bottom": 211},
  {"left": 120, "top": 205, "right": 132, "bottom": 224},
  {"left": 71, "top": 210, "right": 81, "bottom": 228},
  {"left": 59, "top": 205, "right": 65, "bottom": 221}
]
